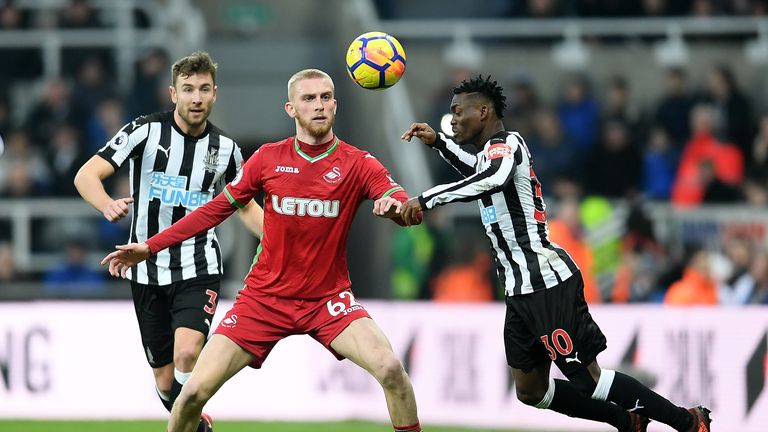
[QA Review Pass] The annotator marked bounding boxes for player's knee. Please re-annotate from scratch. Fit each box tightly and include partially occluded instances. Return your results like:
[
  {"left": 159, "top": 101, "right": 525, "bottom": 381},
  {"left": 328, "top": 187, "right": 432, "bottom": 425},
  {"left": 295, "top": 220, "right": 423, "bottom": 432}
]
[
  {"left": 373, "top": 354, "right": 407, "bottom": 391},
  {"left": 173, "top": 347, "right": 201, "bottom": 371},
  {"left": 177, "top": 379, "right": 213, "bottom": 408},
  {"left": 515, "top": 385, "right": 547, "bottom": 406}
]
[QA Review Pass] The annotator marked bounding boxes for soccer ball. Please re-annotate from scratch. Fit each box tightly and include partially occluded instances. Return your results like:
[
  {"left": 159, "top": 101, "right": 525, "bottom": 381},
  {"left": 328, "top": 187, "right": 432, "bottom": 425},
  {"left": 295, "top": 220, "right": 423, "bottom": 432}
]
[{"left": 346, "top": 31, "right": 406, "bottom": 90}]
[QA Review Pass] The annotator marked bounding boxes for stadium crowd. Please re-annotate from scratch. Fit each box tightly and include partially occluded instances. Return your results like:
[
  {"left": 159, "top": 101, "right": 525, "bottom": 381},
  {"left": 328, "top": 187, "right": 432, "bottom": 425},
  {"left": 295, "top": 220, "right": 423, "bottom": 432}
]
[{"left": 0, "top": 0, "right": 766, "bottom": 306}]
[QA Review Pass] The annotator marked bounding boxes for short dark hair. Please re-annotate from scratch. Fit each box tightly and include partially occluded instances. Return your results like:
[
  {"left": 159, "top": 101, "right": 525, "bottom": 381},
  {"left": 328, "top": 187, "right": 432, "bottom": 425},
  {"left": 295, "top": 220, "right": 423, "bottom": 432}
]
[
  {"left": 171, "top": 51, "right": 217, "bottom": 86},
  {"left": 453, "top": 75, "right": 507, "bottom": 118}
]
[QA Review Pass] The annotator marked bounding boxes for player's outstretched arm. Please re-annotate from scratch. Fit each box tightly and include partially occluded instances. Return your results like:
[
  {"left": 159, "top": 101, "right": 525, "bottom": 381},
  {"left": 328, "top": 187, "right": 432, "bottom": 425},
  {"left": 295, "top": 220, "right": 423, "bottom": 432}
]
[
  {"left": 401, "top": 123, "right": 436, "bottom": 146},
  {"left": 100, "top": 242, "right": 151, "bottom": 278},
  {"left": 237, "top": 199, "right": 265, "bottom": 239},
  {"left": 74, "top": 156, "right": 134, "bottom": 222},
  {"left": 400, "top": 197, "right": 423, "bottom": 226},
  {"left": 372, "top": 196, "right": 403, "bottom": 219}
]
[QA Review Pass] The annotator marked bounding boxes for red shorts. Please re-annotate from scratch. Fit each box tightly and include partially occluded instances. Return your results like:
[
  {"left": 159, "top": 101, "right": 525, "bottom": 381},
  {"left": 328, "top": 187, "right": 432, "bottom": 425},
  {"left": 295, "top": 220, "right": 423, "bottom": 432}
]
[{"left": 213, "top": 289, "right": 370, "bottom": 368}]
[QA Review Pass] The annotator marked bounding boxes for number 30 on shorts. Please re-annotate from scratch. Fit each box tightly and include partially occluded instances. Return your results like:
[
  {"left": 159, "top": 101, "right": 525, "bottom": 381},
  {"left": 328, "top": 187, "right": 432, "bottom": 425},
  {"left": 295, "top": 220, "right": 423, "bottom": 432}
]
[{"left": 539, "top": 329, "right": 574, "bottom": 360}]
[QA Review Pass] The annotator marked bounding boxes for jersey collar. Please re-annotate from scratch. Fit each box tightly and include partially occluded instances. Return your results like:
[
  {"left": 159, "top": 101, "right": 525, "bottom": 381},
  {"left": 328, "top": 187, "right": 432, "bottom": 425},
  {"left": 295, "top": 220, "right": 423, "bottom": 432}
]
[{"left": 293, "top": 136, "right": 339, "bottom": 163}]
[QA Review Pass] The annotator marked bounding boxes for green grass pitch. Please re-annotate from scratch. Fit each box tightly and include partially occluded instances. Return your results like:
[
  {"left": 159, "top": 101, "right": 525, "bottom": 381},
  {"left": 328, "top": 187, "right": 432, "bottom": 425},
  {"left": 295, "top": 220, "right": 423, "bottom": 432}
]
[{"left": 0, "top": 420, "right": 570, "bottom": 432}]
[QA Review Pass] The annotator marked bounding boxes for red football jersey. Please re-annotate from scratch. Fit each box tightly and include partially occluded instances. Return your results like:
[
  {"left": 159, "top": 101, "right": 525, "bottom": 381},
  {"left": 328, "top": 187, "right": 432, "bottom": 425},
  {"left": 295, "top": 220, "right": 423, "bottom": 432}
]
[{"left": 223, "top": 136, "right": 408, "bottom": 299}]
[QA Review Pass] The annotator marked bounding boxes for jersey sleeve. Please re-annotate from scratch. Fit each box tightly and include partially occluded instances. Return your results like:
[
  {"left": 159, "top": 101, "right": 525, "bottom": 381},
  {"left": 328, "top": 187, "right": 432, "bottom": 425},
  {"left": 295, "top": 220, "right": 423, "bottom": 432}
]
[
  {"left": 431, "top": 132, "right": 478, "bottom": 178},
  {"left": 222, "top": 148, "right": 263, "bottom": 209},
  {"left": 224, "top": 141, "right": 245, "bottom": 184},
  {"left": 96, "top": 118, "right": 148, "bottom": 170},
  {"left": 360, "top": 153, "right": 422, "bottom": 226},
  {"left": 360, "top": 153, "right": 405, "bottom": 200},
  {"left": 418, "top": 134, "right": 522, "bottom": 210}
]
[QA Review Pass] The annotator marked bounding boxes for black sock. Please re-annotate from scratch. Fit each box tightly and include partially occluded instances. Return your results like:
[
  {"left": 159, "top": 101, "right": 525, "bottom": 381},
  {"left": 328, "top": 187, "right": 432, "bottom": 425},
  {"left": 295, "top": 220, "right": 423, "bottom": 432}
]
[
  {"left": 547, "top": 379, "right": 630, "bottom": 431},
  {"left": 170, "top": 377, "right": 184, "bottom": 405},
  {"left": 606, "top": 371, "right": 693, "bottom": 431},
  {"left": 156, "top": 387, "right": 173, "bottom": 412}
]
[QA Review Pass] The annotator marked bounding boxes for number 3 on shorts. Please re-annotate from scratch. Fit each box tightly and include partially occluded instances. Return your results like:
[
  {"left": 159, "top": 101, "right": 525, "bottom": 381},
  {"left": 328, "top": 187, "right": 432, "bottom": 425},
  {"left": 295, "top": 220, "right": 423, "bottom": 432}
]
[{"left": 326, "top": 291, "right": 360, "bottom": 317}]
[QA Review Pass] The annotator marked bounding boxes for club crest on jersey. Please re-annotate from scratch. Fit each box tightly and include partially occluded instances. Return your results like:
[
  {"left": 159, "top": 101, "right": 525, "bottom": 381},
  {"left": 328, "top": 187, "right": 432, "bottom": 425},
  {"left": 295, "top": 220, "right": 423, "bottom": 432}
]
[
  {"left": 203, "top": 148, "right": 219, "bottom": 173},
  {"left": 109, "top": 131, "right": 129, "bottom": 150},
  {"left": 323, "top": 166, "right": 342, "bottom": 184},
  {"left": 487, "top": 144, "right": 513, "bottom": 160}
]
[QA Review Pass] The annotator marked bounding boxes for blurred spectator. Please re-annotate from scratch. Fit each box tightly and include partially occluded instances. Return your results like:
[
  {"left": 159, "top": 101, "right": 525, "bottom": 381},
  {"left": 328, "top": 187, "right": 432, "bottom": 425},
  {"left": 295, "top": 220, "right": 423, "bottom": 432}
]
[
  {"left": 557, "top": 73, "right": 600, "bottom": 153},
  {"left": 525, "top": 0, "right": 567, "bottom": 18},
  {"left": 24, "top": 78, "right": 87, "bottom": 145},
  {"left": 579, "top": 196, "right": 622, "bottom": 290},
  {"left": 671, "top": 104, "right": 744, "bottom": 206},
  {"left": 748, "top": 251, "right": 768, "bottom": 304},
  {"left": 86, "top": 97, "right": 128, "bottom": 151},
  {"left": 431, "top": 240, "right": 493, "bottom": 302},
  {"left": 642, "top": 126, "right": 679, "bottom": 200},
  {"left": 701, "top": 64, "right": 754, "bottom": 157},
  {"left": 699, "top": 159, "right": 743, "bottom": 203},
  {"left": 527, "top": 107, "right": 582, "bottom": 195},
  {"left": 0, "top": 128, "right": 51, "bottom": 193},
  {"left": 43, "top": 239, "right": 106, "bottom": 296},
  {"left": 390, "top": 223, "right": 437, "bottom": 300},
  {"left": 72, "top": 57, "right": 115, "bottom": 120},
  {"left": 664, "top": 248, "right": 718, "bottom": 305},
  {"left": 746, "top": 113, "right": 768, "bottom": 184},
  {"left": 602, "top": 75, "right": 647, "bottom": 140},
  {"left": 502, "top": 72, "right": 540, "bottom": 139},
  {"left": 0, "top": 93, "right": 13, "bottom": 138},
  {"left": 655, "top": 68, "right": 695, "bottom": 147},
  {"left": 743, "top": 179, "right": 768, "bottom": 206},
  {"left": 59, "top": 0, "right": 112, "bottom": 78},
  {"left": 576, "top": 0, "right": 642, "bottom": 18},
  {"left": 615, "top": 198, "right": 665, "bottom": 303},
  {"left": 0, "top": 1, "right": 43, "bottom": 84},
  {"left": 47, "top": 123, "right": 88, "bottom": 196},
  {"left": 0, "top": 241, "right": 31, "bottom": 284},
  {"left": 547, "top": 198, "right": 601, "bottom": 302},
  {"left": 718, "top": 236, "right": 756, "bottom": 305},
  {"left": 585, "top": 119, "right": 642, "bottom": 198},
  {"left": 128, "top": 48, "right": 171, "bottom": 116},
  {"left": 0, "top": 163, "right": 45, "bottom": 198}
]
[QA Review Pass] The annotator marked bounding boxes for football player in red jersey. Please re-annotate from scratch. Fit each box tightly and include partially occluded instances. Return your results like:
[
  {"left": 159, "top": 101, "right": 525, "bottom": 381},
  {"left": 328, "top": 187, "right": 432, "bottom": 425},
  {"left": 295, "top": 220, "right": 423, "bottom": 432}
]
[{"left": 101, "top": 69, "right": 424, "bottom": 432}]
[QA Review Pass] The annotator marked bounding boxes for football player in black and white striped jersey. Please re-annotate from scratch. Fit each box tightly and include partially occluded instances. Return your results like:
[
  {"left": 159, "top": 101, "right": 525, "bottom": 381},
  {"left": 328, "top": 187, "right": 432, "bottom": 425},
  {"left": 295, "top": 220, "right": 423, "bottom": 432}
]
[
  {"left": 75, "top": 51, "right": 264, "bottom": 432},
  {"left": 399, "top": 76, "right": 709, "bottom": 432}
]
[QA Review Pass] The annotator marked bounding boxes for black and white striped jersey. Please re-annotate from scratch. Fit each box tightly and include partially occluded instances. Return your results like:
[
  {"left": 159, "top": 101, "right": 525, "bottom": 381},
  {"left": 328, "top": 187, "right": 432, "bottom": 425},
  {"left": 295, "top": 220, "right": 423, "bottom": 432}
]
[
  {"left": 417, "top": 131, "right": 579, "bottom": 297},
  {"left": 97, "top": 110, "right": 243, "bottom": 286}
]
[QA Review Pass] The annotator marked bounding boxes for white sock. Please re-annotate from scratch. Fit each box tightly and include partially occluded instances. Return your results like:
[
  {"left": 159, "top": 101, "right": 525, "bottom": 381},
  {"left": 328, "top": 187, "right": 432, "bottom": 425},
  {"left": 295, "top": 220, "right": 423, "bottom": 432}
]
[
  {"left": 591, "top": 368, "right": 615, "bottom": 401},
  {"left": 535, "top": 377, "right": 556, "bottom": 409},
  {"left": 174, "top": 368, "right": 192, "bottom": 385},
  {"left": 156, "top": 385, "right": 170, "bottom": 401}
]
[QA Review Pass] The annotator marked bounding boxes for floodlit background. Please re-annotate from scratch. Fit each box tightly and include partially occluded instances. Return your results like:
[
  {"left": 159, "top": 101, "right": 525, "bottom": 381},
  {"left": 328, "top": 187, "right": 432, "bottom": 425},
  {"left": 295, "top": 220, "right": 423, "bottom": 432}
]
[{"left": 0, "top": 0, "right": 767, "bottom": 431}]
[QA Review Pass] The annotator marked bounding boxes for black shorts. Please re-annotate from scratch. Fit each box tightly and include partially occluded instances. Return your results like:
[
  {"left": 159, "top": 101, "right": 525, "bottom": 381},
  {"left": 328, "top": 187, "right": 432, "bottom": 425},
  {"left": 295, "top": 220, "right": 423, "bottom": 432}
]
[
  {"left": 503, "top": 272, "right": 607, "bottom": 374},
  {"left": 130, "top": 275, "right": 221, "bottom": 368}
]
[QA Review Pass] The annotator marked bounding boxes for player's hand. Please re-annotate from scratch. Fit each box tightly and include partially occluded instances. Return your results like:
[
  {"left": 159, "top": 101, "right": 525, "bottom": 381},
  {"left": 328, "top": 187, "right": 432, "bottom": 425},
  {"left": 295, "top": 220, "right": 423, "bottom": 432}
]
[
  {"left": 102, "top": 197, "right": 134, "bottom": 222},
  {"left": 400, "top": 197, "right": 423, "bottom": 226},
  {"left": 372, "top": 196, "right": 403, "bottom": 219},
  {"left": 100, "top": 242, "right": 151, "bottom": 278},
  {"left": 401, "top": 123, "right": 436, "bottom": 146}
]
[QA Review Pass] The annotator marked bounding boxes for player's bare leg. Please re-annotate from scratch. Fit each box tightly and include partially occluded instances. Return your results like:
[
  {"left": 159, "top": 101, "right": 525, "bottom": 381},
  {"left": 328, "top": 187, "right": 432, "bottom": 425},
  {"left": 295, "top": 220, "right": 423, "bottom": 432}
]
[
  {"left": 153, "top": 363, "right": 175, "bottom": 409},
  {"left": 513, "top": 360, "right": 638, "bottom": 431},
  {"left": 168, "top": 334, "right": 254, "bottom": 432},
  {"left": 331, "top": 317, "right": 420, "bottom": 431}
]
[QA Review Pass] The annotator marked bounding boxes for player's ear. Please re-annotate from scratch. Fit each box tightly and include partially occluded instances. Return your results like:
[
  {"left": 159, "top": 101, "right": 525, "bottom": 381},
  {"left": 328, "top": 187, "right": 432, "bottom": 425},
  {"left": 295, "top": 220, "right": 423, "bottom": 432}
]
[
  {"left": 169, "top": 85, "right": 177, "bottom": 104},
  {"left": 285, "top": 101, "right": 296, "bottom": 118},
  {"left": 211, "top": 85, "right": 218, "bottom": 103}
]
